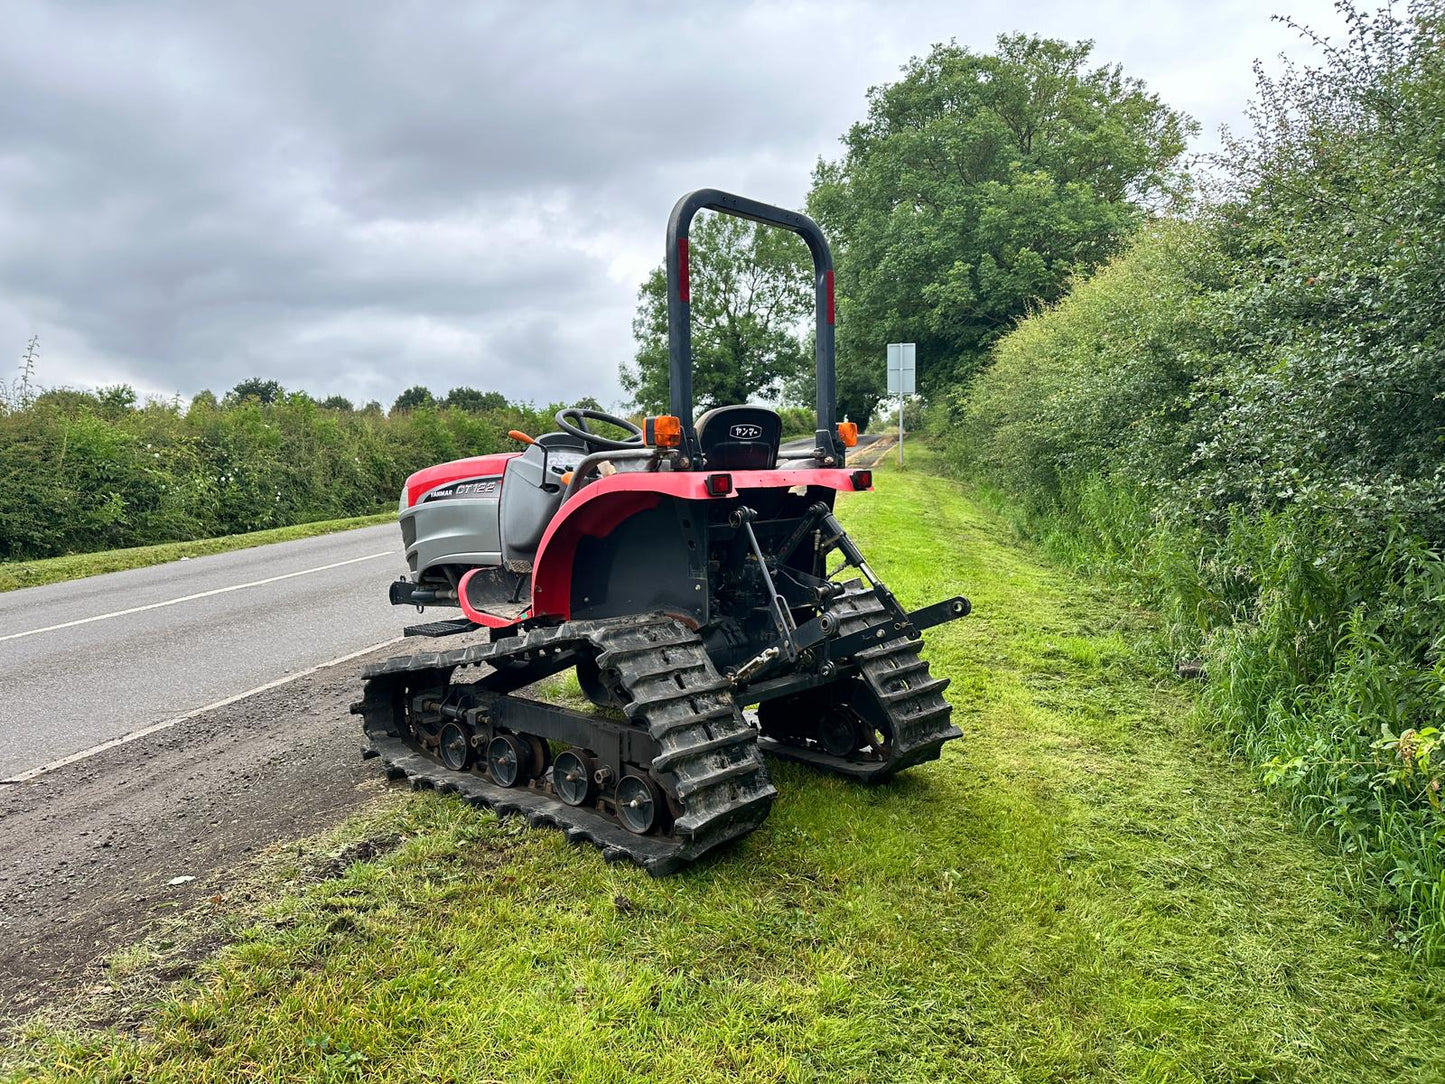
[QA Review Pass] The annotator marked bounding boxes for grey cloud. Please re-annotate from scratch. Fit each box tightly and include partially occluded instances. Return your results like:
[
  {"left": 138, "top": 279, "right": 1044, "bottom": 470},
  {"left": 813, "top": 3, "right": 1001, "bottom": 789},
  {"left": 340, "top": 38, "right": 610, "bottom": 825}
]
[{"left": 1, "top": 0, "right": 1346, "bottom": 407}]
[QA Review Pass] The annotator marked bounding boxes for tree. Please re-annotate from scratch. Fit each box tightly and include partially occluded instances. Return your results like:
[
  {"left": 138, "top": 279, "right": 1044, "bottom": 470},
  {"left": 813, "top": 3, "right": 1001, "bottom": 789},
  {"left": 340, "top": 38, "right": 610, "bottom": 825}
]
[
  {"left": 227, "top": 377, "right": 284, "bottom": 404},
  {"left": 391, "top": 385, "right": 435, "bottom": 414},
  {"left": 809, "top": 34, "right": 1193, "bottom": 425},
  {"left": 621, "top": 213, "right": 812, "bottom": 414},
  {"left": 441, "top": 387, "right": 507, "bottom": 413},
  {"left": 97, "top": 384, "right": 138, "bottom": 418},
  {"left": 319, "top": 394, "right": 354, "bottom": 411}
]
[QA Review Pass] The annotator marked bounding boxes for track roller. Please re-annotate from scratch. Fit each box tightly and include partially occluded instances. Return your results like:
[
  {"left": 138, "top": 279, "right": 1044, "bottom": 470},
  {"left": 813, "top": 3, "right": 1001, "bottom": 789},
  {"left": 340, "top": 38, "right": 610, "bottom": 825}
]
[
  {"left": 438, "top": 721, "right": 473, "bottom": 771},
  {"left": 615, "top": 772, "right": 664, "bottom": 835},
  {"left": 487, "top": 733, "right": 530, "bottom": 787},
  {"left": 552, "top": 749, "right": 594, "bottom": 807}
]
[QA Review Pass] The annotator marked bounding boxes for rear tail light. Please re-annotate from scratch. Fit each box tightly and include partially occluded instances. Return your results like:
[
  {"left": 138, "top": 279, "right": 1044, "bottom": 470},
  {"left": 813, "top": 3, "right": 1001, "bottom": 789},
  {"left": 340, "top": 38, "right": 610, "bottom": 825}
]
[
  {"left": 851, "top": 470, "right": 872, "bottom": 490},
  {"left": 706, "top": 473, "right": 732, "bottom": 496},
  {"left": 645, "top": 414, "right": 683, "bottom": 448}
]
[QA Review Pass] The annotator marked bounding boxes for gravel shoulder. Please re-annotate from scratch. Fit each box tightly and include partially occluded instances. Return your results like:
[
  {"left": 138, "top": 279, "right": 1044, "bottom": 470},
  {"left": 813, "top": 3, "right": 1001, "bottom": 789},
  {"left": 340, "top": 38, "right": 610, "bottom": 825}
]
[{"left": 0, "top": 646, "right": 403, "bottom": 1026}]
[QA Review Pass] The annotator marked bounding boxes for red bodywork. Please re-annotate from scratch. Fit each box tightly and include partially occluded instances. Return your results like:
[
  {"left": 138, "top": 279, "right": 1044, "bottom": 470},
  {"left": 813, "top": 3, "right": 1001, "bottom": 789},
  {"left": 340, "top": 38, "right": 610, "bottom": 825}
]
[
  {"left": 403, "top": 453, "right": 518, "bottom": 508},
  {"left": 455, "top": 467, "right": 872, "bottom": 628}
]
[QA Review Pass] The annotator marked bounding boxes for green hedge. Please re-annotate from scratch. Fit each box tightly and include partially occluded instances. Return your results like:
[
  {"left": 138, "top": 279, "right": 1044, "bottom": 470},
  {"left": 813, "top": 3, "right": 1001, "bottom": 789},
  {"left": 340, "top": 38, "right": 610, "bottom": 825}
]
[
  {"left": 0, "top": 395, "right": 555, "bottom": 562},
  {"left": 943, "top": 6, "right": 1445, "bottom": 957}
]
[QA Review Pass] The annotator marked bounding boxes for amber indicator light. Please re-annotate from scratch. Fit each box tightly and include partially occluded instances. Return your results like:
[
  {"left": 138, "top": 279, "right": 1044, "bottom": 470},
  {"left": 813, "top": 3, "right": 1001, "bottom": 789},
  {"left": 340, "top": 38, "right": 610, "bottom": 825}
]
[{"left": 644, "top": 415, "right": 683, "bottom": 448}]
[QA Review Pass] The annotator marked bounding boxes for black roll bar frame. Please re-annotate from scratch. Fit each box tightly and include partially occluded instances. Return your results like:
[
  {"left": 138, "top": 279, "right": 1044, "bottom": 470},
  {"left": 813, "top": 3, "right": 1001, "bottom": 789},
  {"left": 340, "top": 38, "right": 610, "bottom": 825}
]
[{"left": 665, "top": 189, "right": 842, "bottom": 466}]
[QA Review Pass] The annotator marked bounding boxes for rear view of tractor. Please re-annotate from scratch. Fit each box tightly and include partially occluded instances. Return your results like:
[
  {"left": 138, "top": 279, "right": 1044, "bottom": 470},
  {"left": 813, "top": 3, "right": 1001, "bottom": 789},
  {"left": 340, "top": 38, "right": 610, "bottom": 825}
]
[{"left": 353, "top": 189, "right": 970, "bottom": 873}]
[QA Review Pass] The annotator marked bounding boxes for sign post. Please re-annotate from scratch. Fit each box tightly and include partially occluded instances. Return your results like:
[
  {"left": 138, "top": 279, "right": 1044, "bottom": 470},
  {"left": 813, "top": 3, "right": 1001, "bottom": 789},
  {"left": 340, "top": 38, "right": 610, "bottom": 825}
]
[{"left": 886, "top": 343, "right": 915, "bottom": 466}]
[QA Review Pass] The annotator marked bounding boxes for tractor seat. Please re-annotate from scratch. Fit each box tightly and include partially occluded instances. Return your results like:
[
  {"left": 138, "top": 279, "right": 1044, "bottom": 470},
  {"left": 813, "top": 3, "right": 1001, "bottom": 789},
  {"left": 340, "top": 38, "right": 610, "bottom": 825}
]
[{"left": 694, "top": 405, "right": 781, "bottom": 470}]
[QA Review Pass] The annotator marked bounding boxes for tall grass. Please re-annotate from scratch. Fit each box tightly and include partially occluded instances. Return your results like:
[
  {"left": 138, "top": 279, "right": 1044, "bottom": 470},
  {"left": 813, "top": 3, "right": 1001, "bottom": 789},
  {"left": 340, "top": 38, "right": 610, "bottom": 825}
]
[{"left": 967, "top": 459, "right": 1445, "bottom": 955}]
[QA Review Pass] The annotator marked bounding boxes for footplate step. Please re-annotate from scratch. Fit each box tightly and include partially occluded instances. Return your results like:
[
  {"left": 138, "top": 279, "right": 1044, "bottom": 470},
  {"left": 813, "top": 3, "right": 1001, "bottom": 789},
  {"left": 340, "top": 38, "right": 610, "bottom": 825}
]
[{"left": 404, "top": 617, "right": 479, "bottom": 638}]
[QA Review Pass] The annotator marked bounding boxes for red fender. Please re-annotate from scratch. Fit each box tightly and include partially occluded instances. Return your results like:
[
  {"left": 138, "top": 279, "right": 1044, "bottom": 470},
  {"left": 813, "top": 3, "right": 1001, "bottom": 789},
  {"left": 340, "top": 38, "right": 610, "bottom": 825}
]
[
  {"left": 456, "top": 567, "right": 530, "bottom": 628},
  {"left": 529, "top": 468, "right": 867, "bottom": 620}
]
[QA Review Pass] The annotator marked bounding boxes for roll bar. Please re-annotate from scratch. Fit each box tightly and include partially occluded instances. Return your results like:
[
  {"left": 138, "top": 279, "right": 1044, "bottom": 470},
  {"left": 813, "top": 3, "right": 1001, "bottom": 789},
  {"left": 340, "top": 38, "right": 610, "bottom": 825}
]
[{"left": 665, "top": 189, "right": 841, "bottom": 465}]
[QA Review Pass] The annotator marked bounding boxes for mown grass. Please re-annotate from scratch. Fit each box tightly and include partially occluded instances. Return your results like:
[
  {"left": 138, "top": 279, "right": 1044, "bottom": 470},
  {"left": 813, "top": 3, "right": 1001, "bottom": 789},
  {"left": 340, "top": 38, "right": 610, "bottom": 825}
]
[
  {"left": 0, "top": 513, "right": 393, "bottom": 592},
  {"left": 5, "top": 450, "right": 1442, "bottom": 1082}
]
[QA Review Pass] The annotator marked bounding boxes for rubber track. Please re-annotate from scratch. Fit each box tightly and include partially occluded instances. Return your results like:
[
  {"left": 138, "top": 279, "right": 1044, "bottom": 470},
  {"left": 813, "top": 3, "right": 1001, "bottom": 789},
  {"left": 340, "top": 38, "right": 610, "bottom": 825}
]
[
  {"left": 352, "top": 615, "right": 776, "bottom": 876},
  {"left": 760, "top": 579, "right": 961, "bottom": 778}
]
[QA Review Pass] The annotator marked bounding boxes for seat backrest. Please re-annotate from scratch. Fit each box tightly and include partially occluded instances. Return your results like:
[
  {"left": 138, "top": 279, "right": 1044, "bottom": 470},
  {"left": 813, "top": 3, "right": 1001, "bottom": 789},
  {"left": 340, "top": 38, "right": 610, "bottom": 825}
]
[
  {"left": 498, "top": 435, "right": 586, "bottom": 567},
  {"left": 694, "top": 405, "right": 781, "bottom": 470}
]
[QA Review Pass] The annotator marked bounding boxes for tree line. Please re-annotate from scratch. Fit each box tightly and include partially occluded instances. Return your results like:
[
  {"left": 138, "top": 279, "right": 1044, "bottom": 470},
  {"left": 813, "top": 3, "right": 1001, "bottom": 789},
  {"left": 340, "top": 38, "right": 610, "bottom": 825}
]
[
  {"left": 623, "top": 33, "right": 1190, "bottom": 427},
  {"left": 0, "top": 374, "right": 818, "bottom": 563}
]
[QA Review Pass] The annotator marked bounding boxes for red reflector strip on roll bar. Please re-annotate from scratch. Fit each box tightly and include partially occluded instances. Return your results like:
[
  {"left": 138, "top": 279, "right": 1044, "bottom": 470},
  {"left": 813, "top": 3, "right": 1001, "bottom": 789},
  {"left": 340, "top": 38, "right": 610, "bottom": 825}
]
[
  {"left": 678, "top": 238, "right": 690, "bottom": 302},
  {"left": 825, "top": 269, "right": 835, "bottom": 325}
]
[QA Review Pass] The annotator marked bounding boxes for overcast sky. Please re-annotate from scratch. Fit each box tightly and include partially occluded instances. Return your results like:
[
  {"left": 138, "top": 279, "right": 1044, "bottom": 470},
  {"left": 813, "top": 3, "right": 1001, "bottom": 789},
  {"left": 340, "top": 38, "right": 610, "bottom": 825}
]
[{"left": 2, "top": 0, "right": 1347, "bottom": 409}]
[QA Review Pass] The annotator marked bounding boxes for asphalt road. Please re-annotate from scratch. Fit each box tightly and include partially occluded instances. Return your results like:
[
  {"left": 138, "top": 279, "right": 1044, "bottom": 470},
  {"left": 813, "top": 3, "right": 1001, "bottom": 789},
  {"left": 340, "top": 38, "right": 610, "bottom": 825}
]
[
  {"left": 781, "top": 430, "right": 887, "bottom": 454},
  {"left": 0, "top": 524, "right": 410, "bottom": 779}
]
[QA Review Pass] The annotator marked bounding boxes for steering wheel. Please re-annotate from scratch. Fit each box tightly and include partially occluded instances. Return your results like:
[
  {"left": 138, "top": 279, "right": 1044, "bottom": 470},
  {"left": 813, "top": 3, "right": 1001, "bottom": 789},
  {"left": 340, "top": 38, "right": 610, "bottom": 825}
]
[{"left": 554, "top": 407, "right": 644, "bottom": 451}]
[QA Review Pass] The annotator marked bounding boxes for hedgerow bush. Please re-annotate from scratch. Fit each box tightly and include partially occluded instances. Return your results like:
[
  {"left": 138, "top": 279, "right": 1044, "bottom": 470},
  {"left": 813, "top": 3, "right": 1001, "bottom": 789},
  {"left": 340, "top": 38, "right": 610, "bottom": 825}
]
[
  {"left": 946, "top": 3, "right": 1445, "bottom": 955},
  {"left": 776, "top": 405, "right": 817, "bottom": 438},
  {"left": 0, "top": 392, "right": 555, "bottom": 561}
]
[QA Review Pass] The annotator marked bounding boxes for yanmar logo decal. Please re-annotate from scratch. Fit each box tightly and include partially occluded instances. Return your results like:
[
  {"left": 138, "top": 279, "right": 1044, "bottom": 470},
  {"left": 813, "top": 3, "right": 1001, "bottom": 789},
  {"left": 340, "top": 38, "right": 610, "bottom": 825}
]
[
  {"left": 728, "top": 423, "right": 764, "bottom": 440},
  {"left": 426, "top": 477, "right": 499, "bottom": 501}
]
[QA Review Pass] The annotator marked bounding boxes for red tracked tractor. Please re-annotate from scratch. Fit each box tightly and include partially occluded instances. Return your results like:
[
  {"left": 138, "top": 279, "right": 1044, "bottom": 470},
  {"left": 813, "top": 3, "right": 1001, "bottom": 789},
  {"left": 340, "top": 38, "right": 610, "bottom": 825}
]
[{"left": 353, "top": 189, "right": 970, "bottom": 873}]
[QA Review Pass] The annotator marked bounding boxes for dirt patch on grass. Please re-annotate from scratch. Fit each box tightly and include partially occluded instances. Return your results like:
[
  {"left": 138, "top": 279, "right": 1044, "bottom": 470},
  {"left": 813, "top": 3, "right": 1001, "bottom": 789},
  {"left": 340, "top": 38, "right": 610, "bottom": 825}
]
[{"left": 0, "top": 650, "right": 401, "bottom": 1030}]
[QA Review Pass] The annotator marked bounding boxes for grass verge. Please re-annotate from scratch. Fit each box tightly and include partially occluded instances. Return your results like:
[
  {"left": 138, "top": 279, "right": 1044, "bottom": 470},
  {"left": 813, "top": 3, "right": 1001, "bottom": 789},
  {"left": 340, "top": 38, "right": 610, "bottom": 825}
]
[
  {"left": 0, "top": 513, "right": 393, "bottom": 592},
  {"left": 5, "top": 450, "right": 1442, "bottom": 1081}
]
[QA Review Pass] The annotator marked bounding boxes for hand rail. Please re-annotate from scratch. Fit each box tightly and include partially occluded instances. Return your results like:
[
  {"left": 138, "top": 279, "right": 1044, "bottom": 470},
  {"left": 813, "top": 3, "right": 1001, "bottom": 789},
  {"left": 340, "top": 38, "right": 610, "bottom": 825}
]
[{"left": 559, "top": 448, "right": 659, "bottom": 503}]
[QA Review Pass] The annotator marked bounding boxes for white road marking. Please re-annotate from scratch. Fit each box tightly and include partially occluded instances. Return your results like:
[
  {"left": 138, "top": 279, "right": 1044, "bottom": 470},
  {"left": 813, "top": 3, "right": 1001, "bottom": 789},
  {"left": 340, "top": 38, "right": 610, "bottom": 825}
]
[
  {"left": 0, "top": 551, "right": 395, "bottom": 644},
  {"left": 1, "top": 636, "right": 406, "bottom": 783}
]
